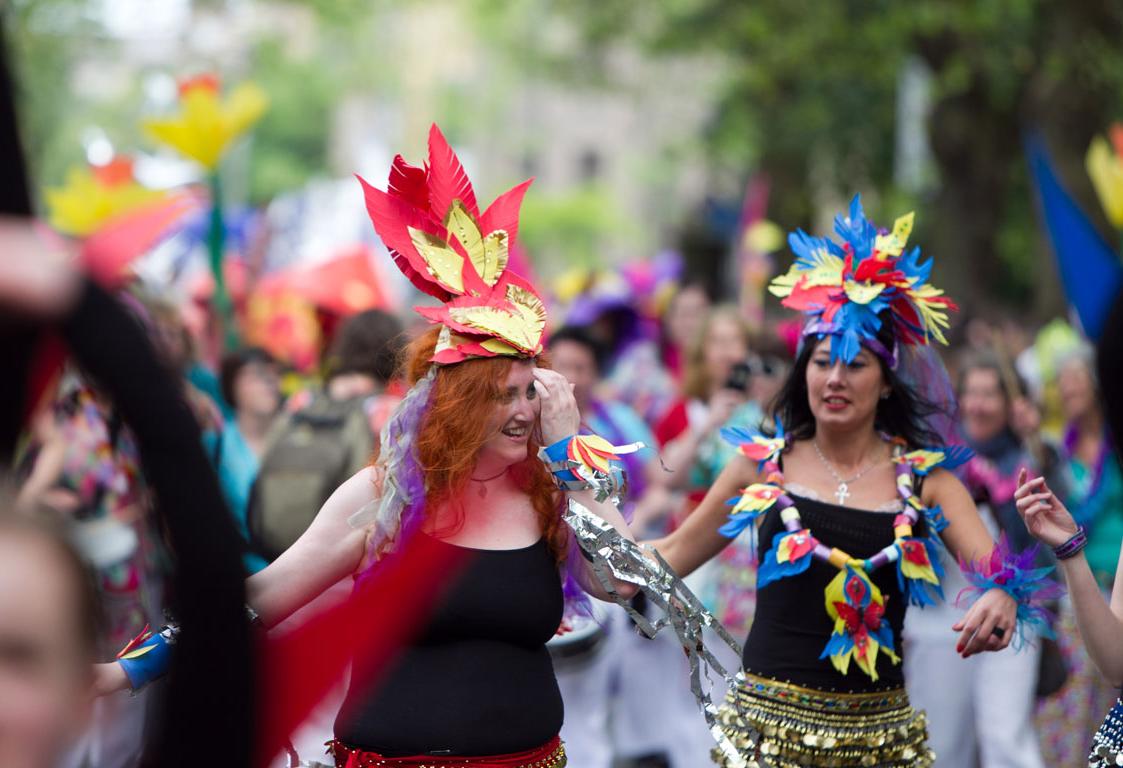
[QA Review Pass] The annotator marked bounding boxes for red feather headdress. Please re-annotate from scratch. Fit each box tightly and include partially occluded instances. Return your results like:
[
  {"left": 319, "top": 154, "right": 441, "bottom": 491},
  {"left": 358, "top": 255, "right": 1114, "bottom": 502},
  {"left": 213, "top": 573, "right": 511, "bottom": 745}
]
[{"left": 358, "top": 124, "right": 544, "bottom": 365}]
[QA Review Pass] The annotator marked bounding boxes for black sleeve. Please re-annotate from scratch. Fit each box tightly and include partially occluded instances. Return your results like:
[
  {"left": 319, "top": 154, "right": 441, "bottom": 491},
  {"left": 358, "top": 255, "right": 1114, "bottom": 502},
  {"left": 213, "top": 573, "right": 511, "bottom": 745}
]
[
  {"left": 61, "top": 280, "right": 253, "bottom": 767},
  {"left": 1099, "top": 292, "right": 1123, "bottom": 453}
]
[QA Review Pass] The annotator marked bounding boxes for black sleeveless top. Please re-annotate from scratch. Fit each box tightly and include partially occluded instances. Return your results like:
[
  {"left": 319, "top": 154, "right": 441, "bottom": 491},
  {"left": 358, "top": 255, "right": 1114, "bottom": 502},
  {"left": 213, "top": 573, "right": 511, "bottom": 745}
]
[
  {"left": 334, "top": 535, "right": 565, "bottom": 756},
  {"left": 742, "top": 493, "right": 927, "bottom": 692}
]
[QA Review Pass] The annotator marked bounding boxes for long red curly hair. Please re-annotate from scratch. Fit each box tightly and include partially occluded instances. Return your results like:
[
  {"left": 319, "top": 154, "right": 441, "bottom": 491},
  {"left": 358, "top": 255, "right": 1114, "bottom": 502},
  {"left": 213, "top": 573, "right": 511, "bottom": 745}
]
[{"left": 401, "top": 327, "right": 567, "bottom": 563}]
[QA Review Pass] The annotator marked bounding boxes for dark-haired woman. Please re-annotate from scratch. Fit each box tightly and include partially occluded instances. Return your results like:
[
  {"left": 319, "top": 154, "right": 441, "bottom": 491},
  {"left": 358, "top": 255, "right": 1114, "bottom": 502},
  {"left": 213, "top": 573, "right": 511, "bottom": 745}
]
[{"left": 649, "top": 198, "right": 1052, "bottom": 767}]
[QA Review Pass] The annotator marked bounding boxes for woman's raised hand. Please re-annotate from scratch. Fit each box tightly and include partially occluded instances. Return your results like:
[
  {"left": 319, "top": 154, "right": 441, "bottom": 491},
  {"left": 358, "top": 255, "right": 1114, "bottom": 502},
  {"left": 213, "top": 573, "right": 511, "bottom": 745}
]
[
  {"left": 1013, "top": 467, "right": 1079, "bottom": 549},
  {"left": 532, "top": 368, "right": 580, "bottom": 445}
]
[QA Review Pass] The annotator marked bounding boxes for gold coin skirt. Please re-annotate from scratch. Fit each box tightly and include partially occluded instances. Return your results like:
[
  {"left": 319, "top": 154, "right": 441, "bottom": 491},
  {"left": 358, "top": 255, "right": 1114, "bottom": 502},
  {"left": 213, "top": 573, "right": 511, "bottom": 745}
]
[{"left": 711, "top": 674, "right": 935, "bottom": 767}]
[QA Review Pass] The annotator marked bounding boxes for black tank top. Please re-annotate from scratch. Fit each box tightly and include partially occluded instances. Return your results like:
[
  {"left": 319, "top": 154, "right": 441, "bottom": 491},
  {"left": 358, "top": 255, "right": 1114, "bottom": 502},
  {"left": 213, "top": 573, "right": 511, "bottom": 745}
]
[
  {"left": 742, "top": 493, "right": 927, "bottom": 692},
  {"left": 334, "top": 535, "right": 565, "bottom": 756}
]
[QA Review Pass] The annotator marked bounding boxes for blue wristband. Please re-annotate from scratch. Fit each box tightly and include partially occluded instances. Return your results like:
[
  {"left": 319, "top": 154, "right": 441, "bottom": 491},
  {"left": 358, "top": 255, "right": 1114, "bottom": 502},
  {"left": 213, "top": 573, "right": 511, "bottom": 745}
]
[
  {"left": 542, "top": 435, "right": 580, "bottom": 483},
  {"left": 117, "top": 625, "right": 177, "bottom": 691}
]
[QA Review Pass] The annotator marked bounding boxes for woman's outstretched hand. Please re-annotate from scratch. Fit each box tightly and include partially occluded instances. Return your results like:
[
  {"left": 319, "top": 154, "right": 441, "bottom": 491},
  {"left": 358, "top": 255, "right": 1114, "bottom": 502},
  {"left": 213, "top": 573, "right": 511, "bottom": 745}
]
[
  {"left": 952, "top": 588, "right": 1016, "bottom": 657},
  {"left": 532, "top": 368, "right": 580, "bottom": 446},
  {"left": 1014, "top": 467, "right": 1079, "bottom": 549}
]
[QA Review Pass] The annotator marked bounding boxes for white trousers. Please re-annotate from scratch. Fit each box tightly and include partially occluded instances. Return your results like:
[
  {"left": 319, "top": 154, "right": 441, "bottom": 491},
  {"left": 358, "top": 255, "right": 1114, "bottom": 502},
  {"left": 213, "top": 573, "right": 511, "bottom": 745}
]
[
  {"left": 904, "top": 632, "right": 1044, "bottom": 768},
  {"left": 555, "top": 631, "right": 615, "bottom": 768}
]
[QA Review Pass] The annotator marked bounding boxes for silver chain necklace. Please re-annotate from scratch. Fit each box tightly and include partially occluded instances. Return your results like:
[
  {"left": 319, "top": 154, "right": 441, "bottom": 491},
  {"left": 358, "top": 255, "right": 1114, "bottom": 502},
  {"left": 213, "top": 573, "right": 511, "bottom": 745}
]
[{"left": 812, "top": 441, "right": 883, "bottom": 505}]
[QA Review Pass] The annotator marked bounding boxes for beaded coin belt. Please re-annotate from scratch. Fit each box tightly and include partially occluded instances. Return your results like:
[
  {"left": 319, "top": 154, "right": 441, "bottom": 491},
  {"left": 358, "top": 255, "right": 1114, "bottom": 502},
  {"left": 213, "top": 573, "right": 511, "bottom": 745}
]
[
  {"left": 1091, "top": 699, "right": 1123, "bottom": 768},
  {"left": 326, "top": 736, "right": 566, "bottom": 768},
  {"left": 711, "top": 673, "right": 934, "bottom": 768}
]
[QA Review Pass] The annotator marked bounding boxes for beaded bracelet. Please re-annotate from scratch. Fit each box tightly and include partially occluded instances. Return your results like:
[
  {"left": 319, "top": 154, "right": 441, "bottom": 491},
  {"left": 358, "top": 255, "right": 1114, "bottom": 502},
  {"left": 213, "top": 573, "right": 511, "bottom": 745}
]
[{"left": 1054, "top": 526, "right": 1088, "bottom": 560}]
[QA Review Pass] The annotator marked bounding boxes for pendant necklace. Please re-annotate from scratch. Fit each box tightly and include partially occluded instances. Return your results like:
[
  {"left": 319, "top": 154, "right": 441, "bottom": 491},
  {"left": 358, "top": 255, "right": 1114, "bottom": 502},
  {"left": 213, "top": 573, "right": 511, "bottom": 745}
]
[
  {"left": 812, "top": 441, "right": 882, "bottom": 505},
  {"left": 469, "top": 468, "right": 508, "bottom": 499}
]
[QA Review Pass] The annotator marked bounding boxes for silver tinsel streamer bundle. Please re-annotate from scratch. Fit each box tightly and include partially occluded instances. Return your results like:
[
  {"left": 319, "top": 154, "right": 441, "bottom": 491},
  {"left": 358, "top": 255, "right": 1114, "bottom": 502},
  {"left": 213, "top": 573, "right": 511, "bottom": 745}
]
[{"left": 563, "top": 500, "right": 748, "bottom": 767}]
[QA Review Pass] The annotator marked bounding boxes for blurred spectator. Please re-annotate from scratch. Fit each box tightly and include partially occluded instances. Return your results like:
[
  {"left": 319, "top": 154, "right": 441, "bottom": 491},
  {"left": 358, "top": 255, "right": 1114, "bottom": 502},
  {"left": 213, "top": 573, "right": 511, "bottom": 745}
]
[
  {"left": 608, "top": 307, "right": 762, "bottom": 768},
  {"left": 659, "top": 280, "right": 711, "bottom": 383},
  {"left": 239, "top": 311, "right": 407, "bottom": 766},
  {"left": 139, "top": 292, "right": 227, "bottom": 428},
  {"left": 15, "top": 373, "right": 163, "bottom": 768},
  {"left": 705, "top": 326, "right": 794, "bottom": 643},
  {"left": 651, "top": 304, "right": 764, "bottom": 625},
  {"left": 247, "top": 309, "right": 404, "bottom": 563},
  {"left": 203, "top": 347, "right": 282, "bottom": 574},
  {"left": 320, "top": 307, "right": 405, "bottom": 430},
  {"left": 0, "top": 506, "right": 101, "bottom": 768},
  {"left": 1056, "top": 347, "right": 1123, "bottom": 581},
  {"left": 547, "top": 325, "right": 658, "bottom": 514},
  {"left": 546, "top": 326, "right": 658, "bottom": 768},
  {"left": 653, "top": 305, "right": 754, "bottom": 511},
  {"left": 1035, "top": 345, "right": 1122, "bottom": 767},
  {"left": 905, "top": 353, "right": 1056, "bottom": 768},
  {"left": 569, "top": 278, "right": 695, "bottom": 427},
  {"left": 746, "top": 328, "right": 792, "bottom": 412}
]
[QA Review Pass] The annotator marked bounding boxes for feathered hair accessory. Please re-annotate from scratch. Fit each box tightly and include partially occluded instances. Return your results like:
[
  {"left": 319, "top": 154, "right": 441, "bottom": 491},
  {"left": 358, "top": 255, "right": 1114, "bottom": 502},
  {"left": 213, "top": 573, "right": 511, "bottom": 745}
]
[
  {"left": 358, "top": 124, "right": 545, "bottom": 365},
  {"left": 769, "top": 194, "right": 957, "bottom": 367}
]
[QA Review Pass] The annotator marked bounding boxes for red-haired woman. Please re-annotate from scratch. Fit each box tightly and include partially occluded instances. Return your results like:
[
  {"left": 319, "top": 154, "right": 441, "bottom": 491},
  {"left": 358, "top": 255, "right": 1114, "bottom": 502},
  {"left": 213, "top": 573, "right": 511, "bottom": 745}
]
[{"left": 99, "top": 125, "right": 638, "bottom": 768}]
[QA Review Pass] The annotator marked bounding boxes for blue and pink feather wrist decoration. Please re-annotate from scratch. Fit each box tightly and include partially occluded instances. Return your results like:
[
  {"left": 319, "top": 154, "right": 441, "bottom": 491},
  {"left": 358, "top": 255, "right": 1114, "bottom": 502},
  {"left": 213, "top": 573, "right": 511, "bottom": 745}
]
[{"left": 956, "top": 535, "right": 1063, "bottom": 647}]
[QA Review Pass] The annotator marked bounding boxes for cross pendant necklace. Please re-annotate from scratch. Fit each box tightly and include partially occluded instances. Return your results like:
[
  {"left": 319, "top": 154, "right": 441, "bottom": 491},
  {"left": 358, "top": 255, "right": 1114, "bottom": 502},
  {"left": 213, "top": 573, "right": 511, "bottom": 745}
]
[{"left": 812, "top": 441, "right": 879, "bottom": 505}]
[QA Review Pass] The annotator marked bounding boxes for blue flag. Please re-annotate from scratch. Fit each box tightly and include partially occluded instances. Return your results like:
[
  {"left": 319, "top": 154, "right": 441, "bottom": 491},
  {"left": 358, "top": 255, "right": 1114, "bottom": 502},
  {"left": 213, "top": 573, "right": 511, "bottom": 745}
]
[{"left": 1026, "top": 137, "right": 1123, "bottom": 340}]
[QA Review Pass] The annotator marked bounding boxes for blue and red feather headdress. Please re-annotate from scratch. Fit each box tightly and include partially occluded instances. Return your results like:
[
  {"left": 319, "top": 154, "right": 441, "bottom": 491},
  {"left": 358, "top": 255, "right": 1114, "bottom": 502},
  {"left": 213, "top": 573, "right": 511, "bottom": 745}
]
[{"left": 769, "top": 195, "right": 957, "bottom": 366}]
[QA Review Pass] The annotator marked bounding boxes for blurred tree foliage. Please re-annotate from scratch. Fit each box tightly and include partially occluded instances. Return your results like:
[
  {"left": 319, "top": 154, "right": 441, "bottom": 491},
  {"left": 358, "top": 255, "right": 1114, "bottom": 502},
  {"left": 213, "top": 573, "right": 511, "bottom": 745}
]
[
  {"left": 245, "top": 37, "right": 339, "bottom": 204},
  {"left": 545, "top": 0, "right": 1123, "bottom": 316},
  {"left": 3, "top": 0, "right": 383, "bottom": 207},
  {"left": 4, "top": 0, "right": 112, "bottom": 193},
  {"left": 519, "top": 184, "right": 632, "bottom": 273}
]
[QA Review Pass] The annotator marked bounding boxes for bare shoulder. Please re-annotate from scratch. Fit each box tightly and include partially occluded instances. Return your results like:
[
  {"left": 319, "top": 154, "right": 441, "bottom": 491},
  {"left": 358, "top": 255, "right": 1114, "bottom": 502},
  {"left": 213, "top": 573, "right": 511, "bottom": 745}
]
[
  {"left": 309, "top": 465, "right": 381, "bottom": 537},
  {"left": 920, "top": 467, "right": 971, "bottom": 508},
  {"left": 727, "top": 450, "right": 766, "bottom": 486},
  {"left": 333, "top": 465, "right": 381, "bottom": 505}
]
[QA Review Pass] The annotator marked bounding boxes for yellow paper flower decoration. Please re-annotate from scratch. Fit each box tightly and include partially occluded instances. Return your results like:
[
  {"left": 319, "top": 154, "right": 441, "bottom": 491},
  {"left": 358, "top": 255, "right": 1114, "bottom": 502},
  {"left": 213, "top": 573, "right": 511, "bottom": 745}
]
[
  {"left": 144, "top": 74, "right": 268, "bottom": 170},
  {"left": 44, "top": 157, "right": 165, "bottom": 237},
  {"left": 1086, "top": 125, "right": 1123, "bottom": 229}
]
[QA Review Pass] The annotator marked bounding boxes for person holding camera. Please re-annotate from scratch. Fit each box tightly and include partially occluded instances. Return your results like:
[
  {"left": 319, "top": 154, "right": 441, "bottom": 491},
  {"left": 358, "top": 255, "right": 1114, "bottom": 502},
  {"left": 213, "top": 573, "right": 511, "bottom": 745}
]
[{"left": 652, "top": 306, "right": 756, "bottom": 520}]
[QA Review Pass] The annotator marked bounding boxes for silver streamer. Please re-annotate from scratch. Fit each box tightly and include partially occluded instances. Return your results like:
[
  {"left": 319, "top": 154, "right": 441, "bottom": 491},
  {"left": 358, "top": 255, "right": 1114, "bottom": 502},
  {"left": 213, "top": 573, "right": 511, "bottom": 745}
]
[{"left": 563, "top": 499, "right": 749, "bottom": 767}]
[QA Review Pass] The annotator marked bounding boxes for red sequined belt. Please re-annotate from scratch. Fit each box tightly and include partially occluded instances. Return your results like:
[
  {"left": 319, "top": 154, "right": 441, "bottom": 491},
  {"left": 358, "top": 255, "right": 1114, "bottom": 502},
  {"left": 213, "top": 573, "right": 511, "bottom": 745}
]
[{"left": 328, "top": 736, "right": 566, "bottom": 768}]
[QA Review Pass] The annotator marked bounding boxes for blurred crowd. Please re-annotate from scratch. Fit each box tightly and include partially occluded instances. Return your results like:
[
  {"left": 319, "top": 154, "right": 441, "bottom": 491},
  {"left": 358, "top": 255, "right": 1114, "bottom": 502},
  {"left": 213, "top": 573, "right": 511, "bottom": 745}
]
[{"left": 8, "top": 250, "right": 1122, "bottom": 768}]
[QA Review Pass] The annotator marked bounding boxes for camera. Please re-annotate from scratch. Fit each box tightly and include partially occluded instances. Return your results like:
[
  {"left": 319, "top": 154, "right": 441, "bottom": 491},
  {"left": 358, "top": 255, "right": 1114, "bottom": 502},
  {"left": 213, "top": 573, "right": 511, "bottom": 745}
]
[{"left": 723, "top": 361, "right": 753, "bottom": 393}]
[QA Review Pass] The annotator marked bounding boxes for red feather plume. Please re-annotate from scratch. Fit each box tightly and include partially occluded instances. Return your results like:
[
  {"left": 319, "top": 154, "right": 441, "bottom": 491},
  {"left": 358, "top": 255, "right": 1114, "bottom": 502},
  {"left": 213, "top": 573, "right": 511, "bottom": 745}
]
[
  {"left": 426, "top": 124, "right": 480, "bottom": 222},
  {"left": 479, "top": 178, "right": 534, "bottom": 247},
  {"left": 386, "top": 154, "right": 431, "bottom": 218},
  {"left": 357, "top": 174, "right": 452, "bottom": 301}
]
